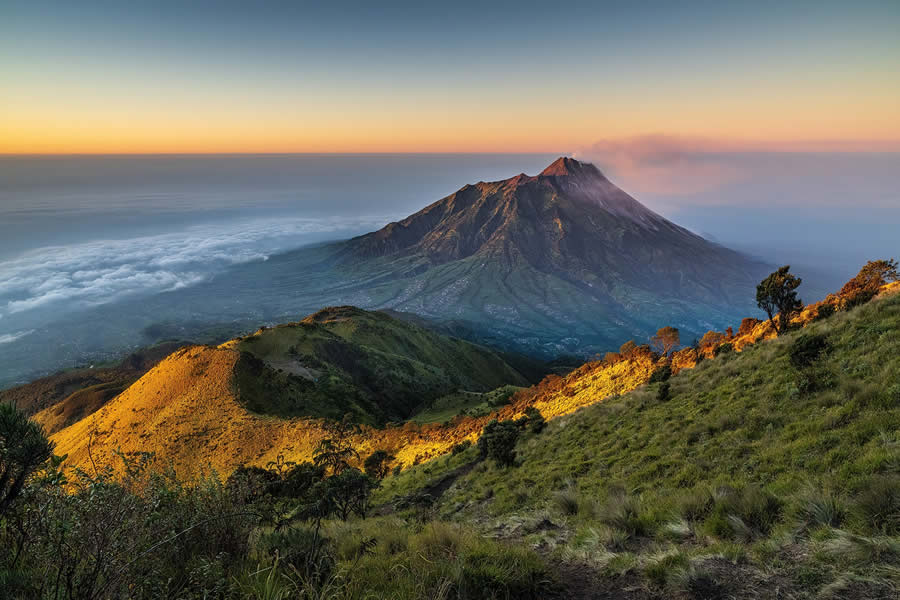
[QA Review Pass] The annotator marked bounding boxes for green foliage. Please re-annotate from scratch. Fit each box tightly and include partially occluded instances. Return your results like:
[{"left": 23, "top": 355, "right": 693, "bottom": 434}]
[
  {"left": 648, "top": 365, "right": 672, "bottom": 383},
  {"left": 258, "top": 526, "right": 334, "bottom": 584},
  {"left": 815, "top": 303, "right": 836, "bottom": 321},
  {"left": 233, "top": 308, "right": 532, "bottom": 424},
  {"left": 789, "top": 333, "right": 830, "bottom": 370},
  {"left": 382, "top": 292, "right": 900, "bottom": 598},
  {"left": 792, "top": 488, "right": 846, "bottom": 530},
  {"left": 0, "top": 403, "right": 53, "bottom": 515},
  {"left": 515, "top": 407, "right": 546, "bottom": 434},
  {"left": 477, "top": 420, "right": 520, "bottom": 467},
  {"left": 324, "top": 468, "right": 377, "bottom": 521},
  {"left": 451, "top": 440, "right": 473, "bottom": 455},
  {"left": 756, "top": 265, "right": 803, "bottom": 334},
  {"left": 1, "top": 452, "right": 256, "bottom": 600},
  {"left": 656, "top": 381, "right": 671, "bottom": 402},
  {"left": 409, "top": 385, "right": 523, "bottom": 424}
]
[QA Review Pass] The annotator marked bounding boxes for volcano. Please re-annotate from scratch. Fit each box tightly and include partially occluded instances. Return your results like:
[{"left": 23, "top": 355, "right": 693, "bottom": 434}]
[{"left": 323, "top": 157, "right": 770, "bottom": 355}]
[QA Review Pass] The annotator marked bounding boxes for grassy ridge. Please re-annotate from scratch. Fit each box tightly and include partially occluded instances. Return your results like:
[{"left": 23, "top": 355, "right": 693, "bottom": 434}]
[
  {"left": 232, "top": 307, "right": 533, "bottom": 424},
  {"left": 379, "top": 291, "right": 900, "bottom": 598}
]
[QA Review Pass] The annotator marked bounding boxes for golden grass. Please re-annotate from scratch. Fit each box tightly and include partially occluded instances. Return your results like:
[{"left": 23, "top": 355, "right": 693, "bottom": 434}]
[{"left": 47, "top": 283, "right": 899, "bottom": 478}]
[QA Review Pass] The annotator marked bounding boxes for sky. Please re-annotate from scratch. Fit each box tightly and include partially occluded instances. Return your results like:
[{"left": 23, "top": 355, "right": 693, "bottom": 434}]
[{"left": 2, "top": 0, "right": 899, "bottom": 154}]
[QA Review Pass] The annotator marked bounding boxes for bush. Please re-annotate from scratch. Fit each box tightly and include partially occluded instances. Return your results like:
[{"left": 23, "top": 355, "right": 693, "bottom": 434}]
[
  {"left": 649, "top": 365, "right": 672, "bottom": 383},
  {"left": 515, "top": 407, "right": 545, "bottom": 434},
  {"left": 656, "top": 382, "right": 672, "bottom": 402},
  {"left": 477, "top": 420, "right": 519, "bottom": 467},
  {"left": 815, "top": 303, "right": 836, "bottom": 321},
  {"left": 789, "top": 333, "right": 829, "bottom": 370},
  {"left": 0, "top": 404, "right": 53, "bottom": 515},
  {"left": 259, "top": 526, "right": 334, "bottom": 583},
  {"left": 713, "top": 343, "right": 733, "bottom": 357},
  {"left": 451, "top": 440, "right": 473, "bottom": 455}
]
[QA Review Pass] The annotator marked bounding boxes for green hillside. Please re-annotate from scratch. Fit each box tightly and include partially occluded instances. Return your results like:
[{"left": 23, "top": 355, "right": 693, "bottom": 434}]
[
  {"left": 233, "top": 306, "right": 536, "bottom": 424},
  {"left": 380, "top": 291, "right": 900, "bottom": 598}
]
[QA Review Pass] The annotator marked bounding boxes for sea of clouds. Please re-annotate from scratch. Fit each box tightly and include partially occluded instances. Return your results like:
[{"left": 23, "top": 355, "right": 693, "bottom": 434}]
[{"left": 0, "top": 215, "right": 390, "bottom": 333}]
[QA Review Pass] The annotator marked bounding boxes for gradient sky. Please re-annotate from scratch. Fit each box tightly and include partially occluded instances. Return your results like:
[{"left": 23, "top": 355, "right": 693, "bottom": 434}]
[{"left": 2, "top": 0, "right": 899, "bottom": 153}]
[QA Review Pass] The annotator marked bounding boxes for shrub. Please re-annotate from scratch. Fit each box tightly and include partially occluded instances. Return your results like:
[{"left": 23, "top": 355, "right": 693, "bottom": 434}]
[
  {"left": 838, "top": 259, "right": 899, "bottom": 309},
  {"left": 713, "top": 343, "right": 733, "bottom": 357},
  {"left": 656, "top": 382, "right": 672, "bottom": 402},
  {"left": 738, "top": 317, "right": 761, "bottom": 336},
  {"left": 451, "top": 440, "right": 473, "bottom": 455},
  {"left": 0, "top": 404, "right": 53, "bottom": 515},
  {"left": 226, "top": 465, "right": 280, "bottom": 503},
  {"left": 515, "top": 407, "right": 545, "bottom": 434},
  {"left": 648, "top": 365, "right": 672, "bottom": 383},
  {"left": 477, "top": 420, "right": 519, "bottom": 467},
  {"left": 259, "top": 526, "right": 334, "bottom": 583},
  {"left": 815, "top": 303, "right": 836, "bottom": 321},
  {"left": 789, "top": 333, "right": 829, "bottom": 370}
]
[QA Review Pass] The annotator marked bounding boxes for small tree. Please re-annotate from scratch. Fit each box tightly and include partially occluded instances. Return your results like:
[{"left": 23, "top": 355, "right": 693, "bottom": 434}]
[
  {"left": 325, "top": 468, "right": 376, "bottom": 521},
  {"left": 313, "top": 414, "right": 360, "bottom": 476},
  {"left": 0, "top": 403, "right": 53, "bottom": 515},
  {"left": 839, "top": 259, "right": 899, "bottom": 308},
  {"left": 619, "top": 340, "right": 637, "bottom": 358},
  {"left": 650, "top": 326, "right": 680, "bottom": 358},
  {"left": 756, "top": 266, "right": 803, "bottom": 335},
  {"left": 477, "top": 420, "right": 519, "bottom": 467},
  {"left": 363, "top": 450, "right": 395, "bottom": 480}
]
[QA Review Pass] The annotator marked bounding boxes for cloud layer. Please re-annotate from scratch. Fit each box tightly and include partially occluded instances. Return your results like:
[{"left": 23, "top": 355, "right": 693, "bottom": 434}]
[{"left": 0, "top": 216, "right": 388, "bottom": 322}]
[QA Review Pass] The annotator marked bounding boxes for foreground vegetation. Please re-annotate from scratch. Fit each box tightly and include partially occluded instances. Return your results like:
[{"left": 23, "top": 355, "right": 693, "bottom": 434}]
[
  {"left": 387, "top": 288, "right": 900, "bottom": 598},
  {"left": 1, "top": 264, "right": 898, "bottom": 599}
]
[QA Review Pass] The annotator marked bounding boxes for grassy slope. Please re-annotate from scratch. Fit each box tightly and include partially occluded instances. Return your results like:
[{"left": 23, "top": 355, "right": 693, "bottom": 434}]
[
  {"left": 46, "top": 309, "right": 548, "bottom": 476},
  {"left": 409, "top": 386, "right": 523, "bottom": 424},
  {"left": 229, "top": 306, "right": 531, "bottom": 424},
  {"left": 379, "top": 291, "right": 900, "bottom": 598},
  {"left": 0, "top": 341, "right": 188, "bottom": 434}
]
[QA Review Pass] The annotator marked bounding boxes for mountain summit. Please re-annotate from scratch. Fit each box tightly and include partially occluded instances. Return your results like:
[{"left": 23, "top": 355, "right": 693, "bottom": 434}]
[
  {"left": 351, "top": 157, "right": 677, "bottom": 264},
  {"left": 331, "top": 157, "right": 771, "bottom": 355}
]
